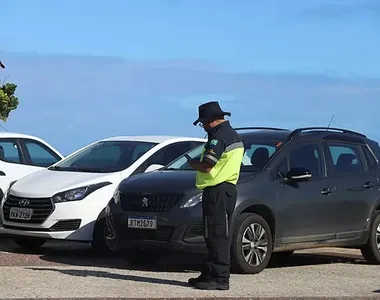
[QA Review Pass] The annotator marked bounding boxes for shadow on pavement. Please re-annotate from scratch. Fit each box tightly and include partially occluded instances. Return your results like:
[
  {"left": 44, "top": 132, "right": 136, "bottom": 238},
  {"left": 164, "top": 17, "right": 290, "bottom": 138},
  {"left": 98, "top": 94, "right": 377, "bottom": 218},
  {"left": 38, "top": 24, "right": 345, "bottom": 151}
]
[
  {"left": 0, "top": 238, "right": 368, "bottom": 273},
  {"left": 25, "top": 267, "right": 190, "bottom": 288},
  {"left": 39, "top": 247, "right": 368, "bottom": 273}
]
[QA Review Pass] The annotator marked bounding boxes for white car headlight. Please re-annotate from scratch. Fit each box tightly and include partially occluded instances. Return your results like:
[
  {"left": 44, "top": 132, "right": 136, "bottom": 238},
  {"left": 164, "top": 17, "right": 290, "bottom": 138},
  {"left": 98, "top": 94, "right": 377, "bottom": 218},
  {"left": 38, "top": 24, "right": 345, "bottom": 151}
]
[
  {"left": 180, "top": 193, "right": 202, "bottom": 208},
  {"left": 2, "top": 180, "right": 17, "bottom": 204},
  {"left": 52, "top": 182, "right": 111, "bottom": 203},
  {"left": 52, "top": 187, "right": 89, "bottom": 203},
  {"left": 113, "top": 188, "right": 121, "bottom": 204}
]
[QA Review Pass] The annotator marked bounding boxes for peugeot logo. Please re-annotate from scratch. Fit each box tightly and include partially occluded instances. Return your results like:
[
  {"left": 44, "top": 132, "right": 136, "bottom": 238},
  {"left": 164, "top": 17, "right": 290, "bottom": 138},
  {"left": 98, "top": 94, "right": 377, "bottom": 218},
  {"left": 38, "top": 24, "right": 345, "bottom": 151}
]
[
  {"left": 18, "top": 199, "right": 30, "bottom": 206},
  {"left": 141, "top": 197, "right": 149, "bottom": 207}
]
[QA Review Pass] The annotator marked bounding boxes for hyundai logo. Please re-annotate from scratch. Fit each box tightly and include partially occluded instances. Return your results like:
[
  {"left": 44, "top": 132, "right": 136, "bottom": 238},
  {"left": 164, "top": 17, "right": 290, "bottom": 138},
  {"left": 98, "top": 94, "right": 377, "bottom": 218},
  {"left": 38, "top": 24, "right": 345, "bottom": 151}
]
[{"left": 18, "top": 199, "right": 30, "bottom": 206}]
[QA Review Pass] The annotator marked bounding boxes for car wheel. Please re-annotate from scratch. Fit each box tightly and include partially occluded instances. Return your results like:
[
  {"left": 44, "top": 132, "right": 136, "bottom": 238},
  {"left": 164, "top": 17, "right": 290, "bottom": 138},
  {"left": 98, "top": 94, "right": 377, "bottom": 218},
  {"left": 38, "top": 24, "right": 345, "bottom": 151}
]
[
  {"left": 91, "top": 217, "right": 112, "bottom": 254},
  {"left": 231, "top": 212, "right": 273, "bottom": 274},
  {"left": 360, "top": 211, "right": 380, "bottom": 264},
  {"left": 14, "top": 238, "right": 46, "bottom": 250}
]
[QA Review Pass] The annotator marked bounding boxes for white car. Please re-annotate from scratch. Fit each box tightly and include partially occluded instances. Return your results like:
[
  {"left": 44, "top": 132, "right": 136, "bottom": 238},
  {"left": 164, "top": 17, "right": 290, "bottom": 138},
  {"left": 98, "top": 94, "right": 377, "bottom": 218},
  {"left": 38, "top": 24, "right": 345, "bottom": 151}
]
[
  {"left": 0, "top": 132, "right": 63, "bottom": 196},
  {"left": 0, "top": 135, "right": 205, "bottom": 252}
]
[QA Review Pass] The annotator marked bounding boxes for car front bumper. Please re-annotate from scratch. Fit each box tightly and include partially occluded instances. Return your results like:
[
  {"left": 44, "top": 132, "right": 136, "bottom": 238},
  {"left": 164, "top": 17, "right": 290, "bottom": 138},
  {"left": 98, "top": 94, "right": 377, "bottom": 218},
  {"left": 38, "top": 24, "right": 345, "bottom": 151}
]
[
  {"left": 105, "top": 199, "right": 208, "bottom": 254},
  {"left": 0, "top": 191, "right": 113, "bottom": 242}
]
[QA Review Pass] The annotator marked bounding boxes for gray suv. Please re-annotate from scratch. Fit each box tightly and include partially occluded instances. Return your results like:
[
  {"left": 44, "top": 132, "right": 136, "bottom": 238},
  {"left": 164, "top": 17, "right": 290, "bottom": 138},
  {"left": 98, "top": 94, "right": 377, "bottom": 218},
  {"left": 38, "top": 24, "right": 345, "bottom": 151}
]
[{"left": 105, "top": 127, "right": 380, "bottom": 274}]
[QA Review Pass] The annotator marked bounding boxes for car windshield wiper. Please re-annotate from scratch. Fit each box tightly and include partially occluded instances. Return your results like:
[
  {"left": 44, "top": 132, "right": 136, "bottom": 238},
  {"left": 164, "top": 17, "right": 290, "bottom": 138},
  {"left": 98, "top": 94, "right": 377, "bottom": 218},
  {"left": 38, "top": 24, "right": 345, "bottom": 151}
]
[
  {"left": 48, "top": 165, "right": 63, "bottom": 171},
  {"left": 65, "top": 167, "right": 107, "bottom": 173},
  {"left": 48, "top": 166, "right": 105, "bottom": 173}
]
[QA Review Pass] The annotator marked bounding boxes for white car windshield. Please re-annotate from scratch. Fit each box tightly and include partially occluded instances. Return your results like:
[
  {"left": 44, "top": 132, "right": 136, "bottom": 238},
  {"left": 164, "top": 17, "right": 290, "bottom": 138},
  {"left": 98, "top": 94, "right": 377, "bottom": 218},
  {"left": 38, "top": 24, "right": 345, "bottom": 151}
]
[
  {"left": 49, "top": 141, "right": 158, "bottom": 173},
  {"left": 165, "top": 137, "right": 285, "bottom": 172}
]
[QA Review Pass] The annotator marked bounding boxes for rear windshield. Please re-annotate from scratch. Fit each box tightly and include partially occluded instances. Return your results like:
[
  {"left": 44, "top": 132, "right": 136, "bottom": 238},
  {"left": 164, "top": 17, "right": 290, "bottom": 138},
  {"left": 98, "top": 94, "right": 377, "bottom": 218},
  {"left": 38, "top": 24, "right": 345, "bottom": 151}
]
[{"left": 165, "top": 136, "right": 285, "bottom": 172}]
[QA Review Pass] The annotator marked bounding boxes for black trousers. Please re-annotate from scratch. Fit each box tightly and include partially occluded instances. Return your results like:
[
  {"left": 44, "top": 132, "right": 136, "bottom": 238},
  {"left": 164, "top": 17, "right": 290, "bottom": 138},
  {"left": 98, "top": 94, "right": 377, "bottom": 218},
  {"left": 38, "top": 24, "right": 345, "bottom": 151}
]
[{"left": 201, "top": 182, "right": 237, "bottom": 283}]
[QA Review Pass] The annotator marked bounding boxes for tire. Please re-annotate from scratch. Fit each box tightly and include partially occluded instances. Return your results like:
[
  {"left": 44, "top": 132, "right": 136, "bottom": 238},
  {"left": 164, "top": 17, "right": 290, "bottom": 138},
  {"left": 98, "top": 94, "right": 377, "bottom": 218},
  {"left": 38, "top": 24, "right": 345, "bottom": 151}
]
[
  {"left": 14, "top": 237, "right": 46, "bottom": 251},
  {"left": 361, "top": 211, "right": 380, "bottom": 264},
  {"left": 231, "top": 212, "right": 273, "bottom": 274},
  {"left": 91, "top": 217, "right": 112, "bottom": 254}
]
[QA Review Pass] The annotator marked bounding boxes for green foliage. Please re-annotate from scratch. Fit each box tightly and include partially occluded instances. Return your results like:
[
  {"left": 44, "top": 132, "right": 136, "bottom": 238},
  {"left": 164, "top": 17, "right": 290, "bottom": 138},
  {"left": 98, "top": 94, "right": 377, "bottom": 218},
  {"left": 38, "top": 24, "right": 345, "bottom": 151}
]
[{"left": 0, "top": 82, "right": 19, "bottom": 122}]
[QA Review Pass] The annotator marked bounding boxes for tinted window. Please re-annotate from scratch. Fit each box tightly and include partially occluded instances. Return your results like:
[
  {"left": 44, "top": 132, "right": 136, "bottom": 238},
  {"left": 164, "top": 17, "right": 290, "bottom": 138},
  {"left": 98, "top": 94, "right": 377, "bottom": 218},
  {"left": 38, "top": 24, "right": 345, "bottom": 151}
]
[
  {"left": 276, "top": 157, "right": 289, "bottom": 175},
  {"left": 362, "top": 145, "right": 377, "bottom": 170},
  {"left": 150, "top": 141, "right": 204, "bottom": 166},
  {"left": 165, "top": 144, "right": 204, "bottom": 170},
  {"left": 51, "top": 141, "right": 157, "bottom": 173},
  {"left": 165, "top": 137, "right": 285, "bottom": 172},
  {"left": 325, "top": 143, "right": 365, "bottom": 175},
  {"left": 24, "top": 140, "right": 61, "bottom": 167},
  {"left": 0, "top": 139, "right": 22, "bottom": 164},
  {"left": 132, "top": 141, "right": 205, "bottom": 174},
  {"left": 243, "top": 144, "right": 277, "bottom": 167},
  {"left": 287, "top": 143, "right": 323, "bottom": 178}
]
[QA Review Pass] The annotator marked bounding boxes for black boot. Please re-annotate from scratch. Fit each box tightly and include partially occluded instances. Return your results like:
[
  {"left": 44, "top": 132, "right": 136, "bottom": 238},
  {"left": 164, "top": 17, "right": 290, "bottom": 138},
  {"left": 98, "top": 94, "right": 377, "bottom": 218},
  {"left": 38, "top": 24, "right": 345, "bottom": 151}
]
[
  {"left": 188, "top": 274, "right": 210, "bottom": 286},
  {"left": 195, "top": 279, "right": 229, "bottom": 290}
]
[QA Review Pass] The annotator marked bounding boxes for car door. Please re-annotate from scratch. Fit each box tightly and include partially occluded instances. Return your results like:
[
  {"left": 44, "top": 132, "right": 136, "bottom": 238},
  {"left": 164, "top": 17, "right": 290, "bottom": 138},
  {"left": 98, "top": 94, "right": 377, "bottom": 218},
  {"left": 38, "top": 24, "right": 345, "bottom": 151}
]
[
  {"left": 0, "top": 138, "right": 30, "bottom": 193},
  {"left": 274, "top": 141, "right": 340, "bottom": 243},
  {"left": 0, "top": 137, "right": 63, "bottom": 193},
  {"left": 19, "top": 138, "right": 62, "bottom": 168},
  {"left": 320, "top": 140, "right": 378, "bottom": 237}
]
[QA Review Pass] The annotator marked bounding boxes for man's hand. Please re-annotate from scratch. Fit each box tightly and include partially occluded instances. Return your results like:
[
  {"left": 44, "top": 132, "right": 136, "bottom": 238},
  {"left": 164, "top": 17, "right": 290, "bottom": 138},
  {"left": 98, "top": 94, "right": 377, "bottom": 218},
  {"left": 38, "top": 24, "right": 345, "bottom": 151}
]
[{"left": 189, "top": 159, "right": 213, "bottom": 173}]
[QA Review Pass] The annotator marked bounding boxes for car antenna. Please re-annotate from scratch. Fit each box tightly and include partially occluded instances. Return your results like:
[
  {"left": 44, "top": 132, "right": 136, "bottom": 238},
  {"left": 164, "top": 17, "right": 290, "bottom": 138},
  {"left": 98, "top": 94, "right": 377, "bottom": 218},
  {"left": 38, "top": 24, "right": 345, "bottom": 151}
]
[{"left": 326, "top": 114, "right": 335, "bottom": 130}]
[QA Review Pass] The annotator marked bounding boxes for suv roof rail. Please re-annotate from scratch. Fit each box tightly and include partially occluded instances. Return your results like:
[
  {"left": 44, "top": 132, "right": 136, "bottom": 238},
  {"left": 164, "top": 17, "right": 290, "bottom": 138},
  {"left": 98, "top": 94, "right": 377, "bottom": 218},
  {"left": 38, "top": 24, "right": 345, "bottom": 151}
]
[
  {"left": 234, "top": 127, "right": 289, "bottom": 131},
  {"left": 289, "top": 127, "right": 366, "bottom": 138}
]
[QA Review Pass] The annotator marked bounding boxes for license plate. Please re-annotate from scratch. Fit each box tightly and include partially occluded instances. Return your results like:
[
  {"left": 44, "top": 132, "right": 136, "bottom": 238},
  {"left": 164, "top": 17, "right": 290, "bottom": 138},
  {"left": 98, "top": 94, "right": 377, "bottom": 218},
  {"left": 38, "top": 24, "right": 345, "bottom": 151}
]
[
  {"left": 9, "top": 207, "right": 33, "bottom": 220},
  {"left": 128, "top": 215, "right": 157, "bottom": 229}
]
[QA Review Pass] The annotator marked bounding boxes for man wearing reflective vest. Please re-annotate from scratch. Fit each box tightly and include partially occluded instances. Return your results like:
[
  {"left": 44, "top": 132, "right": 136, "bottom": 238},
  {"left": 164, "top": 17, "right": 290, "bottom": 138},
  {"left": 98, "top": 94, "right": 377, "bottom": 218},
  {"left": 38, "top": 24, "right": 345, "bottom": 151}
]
[{"left": 188, "top": 101, "right": 244, "bottom": 290}]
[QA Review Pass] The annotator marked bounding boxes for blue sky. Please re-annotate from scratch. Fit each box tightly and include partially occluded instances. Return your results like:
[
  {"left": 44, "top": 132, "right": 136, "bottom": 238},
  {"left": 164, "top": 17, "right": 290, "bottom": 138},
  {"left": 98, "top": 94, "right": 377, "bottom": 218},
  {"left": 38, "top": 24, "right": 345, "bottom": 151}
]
[{"left": 1, "top": 0, "right": 380, "bottom": 154}]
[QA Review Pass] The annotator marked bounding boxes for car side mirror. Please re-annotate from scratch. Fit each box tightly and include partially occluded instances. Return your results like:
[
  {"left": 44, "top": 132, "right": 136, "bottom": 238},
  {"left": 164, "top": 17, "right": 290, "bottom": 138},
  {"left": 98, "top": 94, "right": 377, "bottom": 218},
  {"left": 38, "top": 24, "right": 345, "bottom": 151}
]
[
  {"left": 286, "top": 167, "right": 312, "bottom": 181},
  {"left": 144, "top": 164, "right": 164, "bottom": 173}
]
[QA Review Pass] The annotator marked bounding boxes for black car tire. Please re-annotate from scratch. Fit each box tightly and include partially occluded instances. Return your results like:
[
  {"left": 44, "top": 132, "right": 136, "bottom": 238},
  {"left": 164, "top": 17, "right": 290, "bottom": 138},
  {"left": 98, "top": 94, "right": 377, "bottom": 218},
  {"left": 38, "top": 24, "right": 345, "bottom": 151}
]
[
  {"left": 360, "top": 211, "right": 380, "bottom": 264},
  {"left": 14, "top": 237, "right": 46, "bottom": 250},
  {"left": 91, "top": 217, "right": 112, "bottom": 254},
  {"left": 231, "top": 212, "right": 273, "bottom": 274}
]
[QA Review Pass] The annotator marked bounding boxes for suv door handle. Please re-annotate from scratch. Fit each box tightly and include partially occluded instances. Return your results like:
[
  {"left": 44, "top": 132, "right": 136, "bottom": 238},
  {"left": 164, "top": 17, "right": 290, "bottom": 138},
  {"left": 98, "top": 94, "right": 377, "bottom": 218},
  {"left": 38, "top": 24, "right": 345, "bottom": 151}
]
[
  {"left": 321, "top": 188, "right": 332, "bottom": 195},
  {"left": 363, "top": 182, "right": 374, "bottom": 189}
]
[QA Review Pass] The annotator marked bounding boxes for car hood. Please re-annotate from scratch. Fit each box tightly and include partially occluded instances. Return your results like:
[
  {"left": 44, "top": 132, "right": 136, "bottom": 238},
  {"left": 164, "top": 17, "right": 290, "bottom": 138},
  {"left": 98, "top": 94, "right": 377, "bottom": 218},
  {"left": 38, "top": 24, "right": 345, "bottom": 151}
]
[
  {"left": 118, "top": 169, "right": 256, "bottom": 194},
  {"left": 10, "top": 169, "right": 120, "bottom": 198}
]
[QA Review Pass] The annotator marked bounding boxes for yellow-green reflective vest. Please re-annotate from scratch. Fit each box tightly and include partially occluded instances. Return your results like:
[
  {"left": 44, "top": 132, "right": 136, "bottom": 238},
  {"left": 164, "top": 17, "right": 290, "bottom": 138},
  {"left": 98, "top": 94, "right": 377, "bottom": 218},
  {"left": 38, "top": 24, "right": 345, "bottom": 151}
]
[{"left": 196, "top": 141, "right": 244, "bottom": 190}]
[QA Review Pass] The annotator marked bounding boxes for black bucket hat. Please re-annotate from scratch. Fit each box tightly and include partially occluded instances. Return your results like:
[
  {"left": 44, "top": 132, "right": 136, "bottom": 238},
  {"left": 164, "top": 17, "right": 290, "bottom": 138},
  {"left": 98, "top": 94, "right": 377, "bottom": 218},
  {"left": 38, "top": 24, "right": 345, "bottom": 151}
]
[{"left": 193, "top": 101, "right": 231, "bottom": 126}]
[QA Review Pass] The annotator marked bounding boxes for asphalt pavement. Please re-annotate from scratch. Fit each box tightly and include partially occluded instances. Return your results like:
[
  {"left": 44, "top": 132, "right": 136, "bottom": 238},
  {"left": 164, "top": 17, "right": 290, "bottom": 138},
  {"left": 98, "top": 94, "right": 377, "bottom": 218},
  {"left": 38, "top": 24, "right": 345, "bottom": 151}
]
[{"left": 0, "top": 238, "right": 379, "bottom": 299}]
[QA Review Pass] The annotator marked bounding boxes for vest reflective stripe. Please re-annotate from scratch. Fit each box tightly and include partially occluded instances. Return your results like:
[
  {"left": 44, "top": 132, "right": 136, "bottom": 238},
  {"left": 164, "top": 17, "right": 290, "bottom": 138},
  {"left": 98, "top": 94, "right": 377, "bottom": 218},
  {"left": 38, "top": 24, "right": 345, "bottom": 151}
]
[{"left": 196, "top": 141, "right": 244, "bottom": 190}]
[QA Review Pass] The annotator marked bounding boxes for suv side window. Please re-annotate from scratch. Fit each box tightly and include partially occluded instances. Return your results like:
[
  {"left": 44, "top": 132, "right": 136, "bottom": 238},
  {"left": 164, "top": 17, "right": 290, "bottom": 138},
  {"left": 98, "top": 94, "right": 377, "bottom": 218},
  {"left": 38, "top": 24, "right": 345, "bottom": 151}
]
[
  {"left": 0, "top": 139, "right": 23, "bottom": 164},
  {"left": 324, "top": 142, "right": 365, "bottom": 176},
  {"left": 131, "top": 141, "right": 204, "bottom": 175},
  {"left": 23, "top": 139, "right": 61, "bottom": 167},
  {"left": 276, "top": 143, "right": 323, "bottom": 179},
  {"left": 362, "top": 145, "right": 378, "bottom": 170},
  {"left": 276, "top": 157, "right": 289, "bottom": 175}
]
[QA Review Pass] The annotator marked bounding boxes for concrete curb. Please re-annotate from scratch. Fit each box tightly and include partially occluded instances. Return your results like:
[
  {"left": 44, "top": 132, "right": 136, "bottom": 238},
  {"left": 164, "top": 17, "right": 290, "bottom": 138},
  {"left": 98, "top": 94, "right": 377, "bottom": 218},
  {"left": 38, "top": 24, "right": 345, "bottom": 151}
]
[{"left": 1, "top": 297, "right": 380, "bottom": 300}]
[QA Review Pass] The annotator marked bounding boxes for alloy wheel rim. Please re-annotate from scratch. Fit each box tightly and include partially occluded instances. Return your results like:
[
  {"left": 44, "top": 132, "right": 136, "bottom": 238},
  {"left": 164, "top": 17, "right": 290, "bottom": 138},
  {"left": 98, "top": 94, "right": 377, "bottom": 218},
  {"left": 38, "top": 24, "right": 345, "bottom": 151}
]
[
  {"left": 241, "top": 223, "right": 268, "bottom": 266},
  {"left": 377, "top": 224, "right": 380, "bottom": 251}
]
